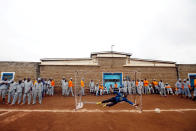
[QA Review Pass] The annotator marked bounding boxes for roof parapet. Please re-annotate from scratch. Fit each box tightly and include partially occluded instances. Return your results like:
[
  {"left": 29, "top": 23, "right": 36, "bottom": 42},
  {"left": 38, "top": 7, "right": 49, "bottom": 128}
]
[{"left": 91, "top": 51, "right": 132, "bottom": 58}]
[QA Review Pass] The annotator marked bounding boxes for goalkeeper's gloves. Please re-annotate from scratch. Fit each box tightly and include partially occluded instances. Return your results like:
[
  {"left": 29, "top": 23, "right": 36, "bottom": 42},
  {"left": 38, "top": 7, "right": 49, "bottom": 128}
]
[{"left": 96, "top": 102, "right": 102, "bottom": 105}]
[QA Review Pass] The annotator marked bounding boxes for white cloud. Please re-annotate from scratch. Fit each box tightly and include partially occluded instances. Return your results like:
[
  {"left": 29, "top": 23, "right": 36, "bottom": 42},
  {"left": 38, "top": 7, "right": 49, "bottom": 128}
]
[{"left": 0, "top": 0, "right": 195, "bottom": 63}]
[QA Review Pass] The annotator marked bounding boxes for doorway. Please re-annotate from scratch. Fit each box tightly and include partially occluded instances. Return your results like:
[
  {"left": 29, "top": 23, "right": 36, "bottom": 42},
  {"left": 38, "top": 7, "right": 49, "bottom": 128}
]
[
  {"left": 188, "top": 73, "right": 196, "bottom": 88},
  {"left": 103, "top": 73, "right": 122, "bottom": 89}
]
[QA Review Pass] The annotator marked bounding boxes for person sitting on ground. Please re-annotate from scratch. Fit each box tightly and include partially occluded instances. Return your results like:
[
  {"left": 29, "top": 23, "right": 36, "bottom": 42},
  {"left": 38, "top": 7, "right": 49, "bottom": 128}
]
[
  {"left": 165, "top": 83, "right": 174, "bottom": 95},
  {"left": 99, "top": 84, "right": 104, "bottom": 95},
  {"left": 96, "top": 91, "right": 138, "bottom": 107},
  {"left": 148, "top": 84, "right": 154, "bottom": 94},
  {"left": 113, "top": 82, "right": 118, "bottom": 92},
  {"left": 109, "top": 84, "right": 113, "bottom": 94}
]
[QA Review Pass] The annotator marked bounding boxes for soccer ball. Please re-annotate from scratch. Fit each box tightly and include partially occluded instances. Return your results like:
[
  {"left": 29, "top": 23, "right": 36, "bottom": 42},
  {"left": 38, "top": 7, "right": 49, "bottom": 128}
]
[{"left": 154, "top": 108, "right": 160, "bottom": 113}]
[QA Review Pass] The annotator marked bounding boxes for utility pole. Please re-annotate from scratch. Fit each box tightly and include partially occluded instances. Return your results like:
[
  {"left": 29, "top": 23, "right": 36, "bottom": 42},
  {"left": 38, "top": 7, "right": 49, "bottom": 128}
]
[
  {"left": 111, "top": 45, "right": 115, "bottom": 52},
  {"left": 111, "top": 45, "right": 115, "bottom": 68}
]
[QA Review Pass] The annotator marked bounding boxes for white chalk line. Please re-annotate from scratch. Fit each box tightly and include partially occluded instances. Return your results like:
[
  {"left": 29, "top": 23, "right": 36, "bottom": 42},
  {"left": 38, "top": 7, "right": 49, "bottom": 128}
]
[
  {"left": 0, "top": 108, "right": 196, "bottom": 113},
  {"left": 0, "top": 111, "right": 11, "bottom": 116},
  {"left": 83, "top": 101, "right": 97, "bottom": 104}
]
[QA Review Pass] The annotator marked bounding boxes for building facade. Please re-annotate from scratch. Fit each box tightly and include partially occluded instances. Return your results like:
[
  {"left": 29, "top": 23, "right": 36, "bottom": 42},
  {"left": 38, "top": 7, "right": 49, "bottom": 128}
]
[{"left": 0, "top": 51, "right": 196, "bottom": 91}]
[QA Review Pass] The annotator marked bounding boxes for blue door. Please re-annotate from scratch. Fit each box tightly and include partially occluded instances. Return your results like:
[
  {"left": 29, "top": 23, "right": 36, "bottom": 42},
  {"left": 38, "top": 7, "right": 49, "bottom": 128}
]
[
  {"left": 103, "top": 73, "right": 122, "bottom": 89},
  {"left": 189, "top": 74, "right": 196, "bottom": 88}
]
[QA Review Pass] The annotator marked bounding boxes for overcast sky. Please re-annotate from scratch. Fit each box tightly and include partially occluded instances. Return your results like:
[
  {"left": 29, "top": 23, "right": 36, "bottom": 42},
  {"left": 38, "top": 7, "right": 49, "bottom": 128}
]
[{"left": 0, "top": 0, "right": 196, "bottom": 64}]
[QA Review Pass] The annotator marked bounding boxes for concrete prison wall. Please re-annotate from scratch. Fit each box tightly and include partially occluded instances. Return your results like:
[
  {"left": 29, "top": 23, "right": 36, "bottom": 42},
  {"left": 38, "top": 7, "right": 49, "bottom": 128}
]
[
  {"left": 0, "top": 61, "right": 40, "bottom": 81},
  {"left": 177, "top": 64, "right": 196, "bottom": 80},
  {"left": 0, "top": 61, "right": 196, "bottom": 94}
]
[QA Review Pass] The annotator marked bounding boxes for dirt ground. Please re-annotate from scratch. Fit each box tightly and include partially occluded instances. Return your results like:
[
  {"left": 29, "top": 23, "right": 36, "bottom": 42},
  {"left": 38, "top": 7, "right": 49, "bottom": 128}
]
[{"left": 0, "top": 94, "right": 196, "bottom": 131}]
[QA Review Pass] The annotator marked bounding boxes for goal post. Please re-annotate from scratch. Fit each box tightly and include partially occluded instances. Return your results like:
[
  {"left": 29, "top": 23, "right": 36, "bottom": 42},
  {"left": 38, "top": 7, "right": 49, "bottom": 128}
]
[
  {"left": 122, "top": 71, "right": 142, "bottom": 111},
  {"left": 74, "top": 70, "right": 143, "bottom": 111}
]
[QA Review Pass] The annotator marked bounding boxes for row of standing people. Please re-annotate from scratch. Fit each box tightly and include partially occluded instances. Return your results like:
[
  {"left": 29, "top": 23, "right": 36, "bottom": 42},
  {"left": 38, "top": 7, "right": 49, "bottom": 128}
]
[
  {"left": 0, "top": 78, "right": 55, "bottom": 105},
  {"left": 61, "top": 77, "right": 91, "bottom": 96},
  {"left": 175, "top": 78, "right": 196, "bottom": 100},
  {"left": 61, "top": 78, "right": 104, "bottom": 96},
  {"left": 84, "top": 78, "right": 196, "bottom": 100},
  {"left": 88, "top": 79, "right": 174, "bottom": 97}
]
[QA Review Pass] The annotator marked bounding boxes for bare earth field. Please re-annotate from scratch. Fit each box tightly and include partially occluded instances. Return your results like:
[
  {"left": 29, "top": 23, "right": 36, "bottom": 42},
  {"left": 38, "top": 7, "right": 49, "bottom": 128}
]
[{"left": 0, "top": 94, "right": 196, "bottom": 131}]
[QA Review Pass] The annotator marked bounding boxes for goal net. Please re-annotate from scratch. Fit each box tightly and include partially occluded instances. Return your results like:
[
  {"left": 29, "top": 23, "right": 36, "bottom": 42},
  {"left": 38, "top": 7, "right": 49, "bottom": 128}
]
[{"left": 73, "top": 70, "right": 142, "bottom": 111}]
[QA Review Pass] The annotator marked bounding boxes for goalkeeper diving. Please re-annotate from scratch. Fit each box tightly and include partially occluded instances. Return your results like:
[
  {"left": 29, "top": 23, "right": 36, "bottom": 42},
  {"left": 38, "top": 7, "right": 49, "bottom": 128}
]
[{"left": 96, "top": 91, "right": 139, "bottom": 107}]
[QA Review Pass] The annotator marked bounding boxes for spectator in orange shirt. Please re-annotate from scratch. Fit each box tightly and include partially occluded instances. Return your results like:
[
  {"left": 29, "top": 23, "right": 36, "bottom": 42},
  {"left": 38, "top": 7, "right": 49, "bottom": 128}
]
[
  {"left": 113, "top": 82, "right": 118, "bottom": 92},
  {"left": 81, "top": 78, "right": 85, "bottom": 96},
  {"left": 193, "top": 79, "right": 196, "bottom": 101},
  {"left": 152, "top": 79, "right": 159, "bottom": 94},
  {"left": 67, "top": 78, "right": 74, "bottom": 96},
  {"left": 143, "top": 78, "right": 149, "bottom": 94},
  {"left": 99, "top": 84, "right": 104, "bottom": 96},
  {"left": 51, "top": 79, "right": 55, "bottom": 96},
  {"left": 165, "top": 83, "right": 174, "bottom": 95}
]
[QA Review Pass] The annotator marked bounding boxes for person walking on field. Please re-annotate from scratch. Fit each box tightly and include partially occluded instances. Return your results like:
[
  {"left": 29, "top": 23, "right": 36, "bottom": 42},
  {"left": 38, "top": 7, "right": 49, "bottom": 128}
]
[{"left": 67, "top": 78, "right": 74, "bottom": 96}]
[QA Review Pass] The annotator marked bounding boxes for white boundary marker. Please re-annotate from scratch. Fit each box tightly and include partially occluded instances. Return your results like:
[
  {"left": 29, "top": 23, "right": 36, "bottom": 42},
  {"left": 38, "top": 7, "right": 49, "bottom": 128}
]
[
  {"left": 0, "top": 111, "right": 11, "bottom": 116},
  {"left": 0, "top": 108, "right": 196, "bottom": 113}
]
